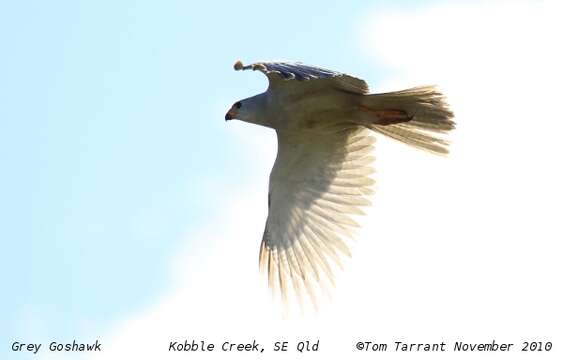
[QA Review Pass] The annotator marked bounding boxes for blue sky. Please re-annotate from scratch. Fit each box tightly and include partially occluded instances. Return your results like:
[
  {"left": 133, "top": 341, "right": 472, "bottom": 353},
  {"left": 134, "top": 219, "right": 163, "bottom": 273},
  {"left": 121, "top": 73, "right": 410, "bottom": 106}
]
[{"left": 0, "top": 0, "right": 439, "bottom": 348}]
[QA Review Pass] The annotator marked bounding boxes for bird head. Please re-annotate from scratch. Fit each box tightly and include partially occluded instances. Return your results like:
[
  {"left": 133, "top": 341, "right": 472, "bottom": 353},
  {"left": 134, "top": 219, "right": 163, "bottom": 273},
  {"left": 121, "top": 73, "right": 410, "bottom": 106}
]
[
  {"left": 225, "top": 94, "right": 268, "bottom": 127},
  {"left": 225, "top": 101, "right": 242, "bottom": 121}
]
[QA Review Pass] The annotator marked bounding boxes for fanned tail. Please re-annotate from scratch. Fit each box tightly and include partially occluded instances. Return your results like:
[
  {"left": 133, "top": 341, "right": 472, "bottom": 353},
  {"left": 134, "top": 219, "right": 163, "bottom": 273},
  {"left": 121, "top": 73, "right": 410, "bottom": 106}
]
[{"left": 359, "top": 86, "right": 455, "bottom": 154}]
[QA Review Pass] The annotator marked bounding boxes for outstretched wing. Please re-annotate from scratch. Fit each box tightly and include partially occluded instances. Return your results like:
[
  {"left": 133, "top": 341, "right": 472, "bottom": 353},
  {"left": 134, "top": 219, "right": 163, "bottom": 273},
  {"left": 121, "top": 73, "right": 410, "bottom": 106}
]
[
  {"left": 260, "top": 124, "right": 375, "bottom": 307},
  {"left": 234, "top": 60, "right": 369, "bottom": 95}
]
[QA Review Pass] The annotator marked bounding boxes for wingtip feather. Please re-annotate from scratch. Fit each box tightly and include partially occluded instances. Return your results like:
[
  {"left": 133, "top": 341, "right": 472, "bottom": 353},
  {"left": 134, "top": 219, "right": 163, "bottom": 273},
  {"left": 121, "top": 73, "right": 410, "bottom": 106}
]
[{"left": 233, "top": 60, "right": 244, "bottom": 71}]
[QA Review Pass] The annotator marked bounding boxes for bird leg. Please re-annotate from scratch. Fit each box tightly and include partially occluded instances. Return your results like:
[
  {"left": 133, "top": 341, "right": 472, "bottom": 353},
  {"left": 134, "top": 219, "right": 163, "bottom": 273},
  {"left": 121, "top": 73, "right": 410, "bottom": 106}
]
[{"left": 358, "top": 106, "right": 413, "bottom": 125}]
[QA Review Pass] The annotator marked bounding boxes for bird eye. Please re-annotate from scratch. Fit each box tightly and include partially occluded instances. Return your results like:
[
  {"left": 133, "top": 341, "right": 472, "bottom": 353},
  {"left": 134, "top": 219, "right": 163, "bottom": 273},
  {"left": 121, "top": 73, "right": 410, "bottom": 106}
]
[{"left": 235, "top": 102, "right": 242, "bottom": 109}]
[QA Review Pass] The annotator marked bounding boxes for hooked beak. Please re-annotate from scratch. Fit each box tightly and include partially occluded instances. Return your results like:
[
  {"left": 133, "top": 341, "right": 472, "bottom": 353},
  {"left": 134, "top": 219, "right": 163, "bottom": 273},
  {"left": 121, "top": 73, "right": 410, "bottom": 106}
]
[{"left": 225, "top": 108, "right": 236, "bottom": 121}]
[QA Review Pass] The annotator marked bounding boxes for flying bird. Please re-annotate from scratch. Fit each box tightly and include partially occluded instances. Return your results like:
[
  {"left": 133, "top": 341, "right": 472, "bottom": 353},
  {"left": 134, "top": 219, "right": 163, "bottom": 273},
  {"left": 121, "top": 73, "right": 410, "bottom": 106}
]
[{"left": 226, "top": 60, "right": 455, "bottom": 308}]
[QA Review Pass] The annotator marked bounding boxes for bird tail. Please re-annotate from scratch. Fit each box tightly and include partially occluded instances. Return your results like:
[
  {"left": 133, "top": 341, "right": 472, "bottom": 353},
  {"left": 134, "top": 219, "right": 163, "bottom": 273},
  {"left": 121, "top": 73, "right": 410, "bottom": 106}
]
[{"left": 359, "top": 86, "right": 455, "bottom": 154}]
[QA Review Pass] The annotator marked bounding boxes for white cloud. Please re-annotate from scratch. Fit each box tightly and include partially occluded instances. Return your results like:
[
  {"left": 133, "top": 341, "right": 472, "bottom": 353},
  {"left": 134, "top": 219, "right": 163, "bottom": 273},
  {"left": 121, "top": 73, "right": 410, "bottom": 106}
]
[{"left": 87, "top": 1, "right": 563, "bottom": 359}]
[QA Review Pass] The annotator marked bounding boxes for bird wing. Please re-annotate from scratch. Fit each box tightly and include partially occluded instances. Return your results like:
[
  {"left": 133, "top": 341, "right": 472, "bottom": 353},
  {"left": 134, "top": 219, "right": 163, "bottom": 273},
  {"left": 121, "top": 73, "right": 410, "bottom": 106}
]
[
  {"left": 234, "top": 60, "right": 369, "bottom": 95},
  {"left": 260, "top": 125, "right": 375, "bottom": 307}
]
